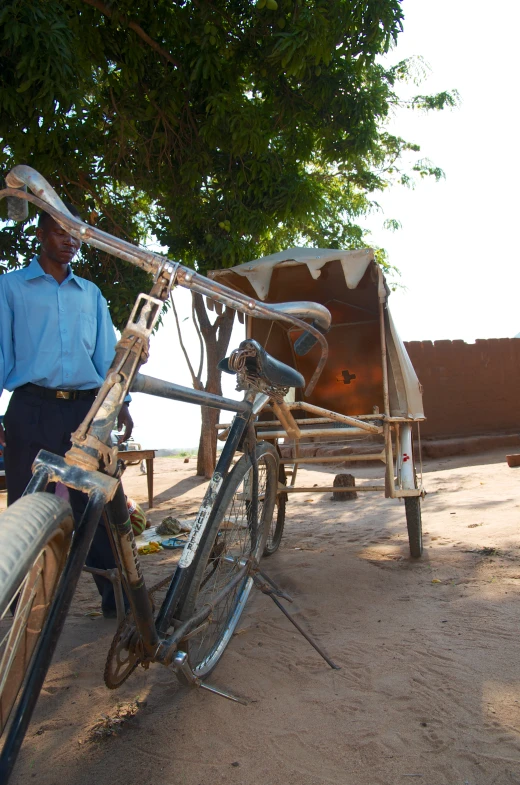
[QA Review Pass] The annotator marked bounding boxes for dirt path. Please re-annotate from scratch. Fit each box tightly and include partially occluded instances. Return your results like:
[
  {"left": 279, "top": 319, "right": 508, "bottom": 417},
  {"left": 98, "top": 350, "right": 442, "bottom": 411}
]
[{"left": 6, "top": 451, "right": 520, "bottom": 785}]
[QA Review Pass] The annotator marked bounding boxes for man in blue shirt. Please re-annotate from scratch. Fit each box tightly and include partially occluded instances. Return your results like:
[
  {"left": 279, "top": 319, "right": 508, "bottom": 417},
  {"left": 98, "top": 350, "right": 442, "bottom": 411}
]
[{"left": 0, "top": 205, "right": 133, "bottom": 617}]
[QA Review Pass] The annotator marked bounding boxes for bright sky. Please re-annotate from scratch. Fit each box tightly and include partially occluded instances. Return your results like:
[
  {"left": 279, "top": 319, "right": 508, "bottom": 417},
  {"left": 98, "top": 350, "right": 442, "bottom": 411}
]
[
  {"left": 366, "top": 0, "right": 520, "bottom": 343},
  {"left": 2, "top": 0, "right": 518, "bottom": 448}
]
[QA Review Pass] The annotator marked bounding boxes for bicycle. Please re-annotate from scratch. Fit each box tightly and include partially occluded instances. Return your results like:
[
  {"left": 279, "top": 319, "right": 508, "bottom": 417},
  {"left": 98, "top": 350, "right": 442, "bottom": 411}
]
[{"left": 0, "top": 166, "right": 332, "bottom": 781}]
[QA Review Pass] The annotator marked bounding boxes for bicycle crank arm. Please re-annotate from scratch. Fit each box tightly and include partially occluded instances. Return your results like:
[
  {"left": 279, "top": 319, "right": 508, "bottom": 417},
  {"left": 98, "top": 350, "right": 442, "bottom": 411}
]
[{"left": 173, "top": 652, "right": 248, "bottom": 705}]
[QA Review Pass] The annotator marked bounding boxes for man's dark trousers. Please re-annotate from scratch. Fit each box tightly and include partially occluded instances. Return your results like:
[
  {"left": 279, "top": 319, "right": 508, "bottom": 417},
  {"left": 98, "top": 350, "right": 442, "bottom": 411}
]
[{"left": 3, "top": 386, "right": 119, "bottom": 614}]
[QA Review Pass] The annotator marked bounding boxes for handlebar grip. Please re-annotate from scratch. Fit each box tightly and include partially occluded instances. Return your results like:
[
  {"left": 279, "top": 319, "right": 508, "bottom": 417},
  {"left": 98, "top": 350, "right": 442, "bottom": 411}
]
[{"left": 294, "top": 321, "right": 327, "bottom": 356}]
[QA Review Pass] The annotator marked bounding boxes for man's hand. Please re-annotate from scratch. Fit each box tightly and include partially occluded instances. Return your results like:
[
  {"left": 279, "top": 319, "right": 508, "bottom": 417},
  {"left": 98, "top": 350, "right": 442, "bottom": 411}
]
[
  {"left": 117, "top": 403, "right": 134, "bottom": 444},
  {"left": 0, "top": 423, "right": 5, "bottom": 447}
]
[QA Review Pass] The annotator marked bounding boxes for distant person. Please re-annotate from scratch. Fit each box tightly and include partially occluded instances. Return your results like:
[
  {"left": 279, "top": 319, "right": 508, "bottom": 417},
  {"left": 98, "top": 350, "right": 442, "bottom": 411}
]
[{"left": 0, "top": 204, "right": 133, "bottom": 618}]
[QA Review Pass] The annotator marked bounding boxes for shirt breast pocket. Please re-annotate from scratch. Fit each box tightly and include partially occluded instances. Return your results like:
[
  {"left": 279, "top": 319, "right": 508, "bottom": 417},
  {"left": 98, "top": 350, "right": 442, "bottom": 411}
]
[{"left": 81, "top": 313, "right": 97, "bottom": 352}]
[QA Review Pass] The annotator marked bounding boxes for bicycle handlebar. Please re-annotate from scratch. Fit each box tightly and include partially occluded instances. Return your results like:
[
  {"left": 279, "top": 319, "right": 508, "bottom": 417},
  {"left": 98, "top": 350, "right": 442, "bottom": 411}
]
[{"left": 1, "top": 165, "right": 332, "bottom": 394}]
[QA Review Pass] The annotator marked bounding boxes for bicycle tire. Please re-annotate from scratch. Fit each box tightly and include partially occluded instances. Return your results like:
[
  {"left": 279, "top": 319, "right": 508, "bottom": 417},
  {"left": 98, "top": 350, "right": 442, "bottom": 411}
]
[
  {"left": 0, "top": 494, "right": 74, "bottom": 735},
  {"left": 263, "top": 463, "right": 287, "bottom": 557},
  {"left": 405, "top": 496, "right": 423, "bottom": 558},
  {"left": 177, "top": 442, "right": 278, "bottom": 678}
]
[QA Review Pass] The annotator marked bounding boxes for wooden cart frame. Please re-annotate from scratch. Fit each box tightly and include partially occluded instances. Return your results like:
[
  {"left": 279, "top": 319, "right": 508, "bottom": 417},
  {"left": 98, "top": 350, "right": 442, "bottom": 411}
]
[{"left": 210, "top": 247, "right": 426, "bottom": 558}]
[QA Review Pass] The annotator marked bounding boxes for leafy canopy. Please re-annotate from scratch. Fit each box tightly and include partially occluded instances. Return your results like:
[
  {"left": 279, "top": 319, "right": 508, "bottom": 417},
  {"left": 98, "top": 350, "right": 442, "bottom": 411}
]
[{"left": 0, "top": 0, "right": 457, "bottom": 326}]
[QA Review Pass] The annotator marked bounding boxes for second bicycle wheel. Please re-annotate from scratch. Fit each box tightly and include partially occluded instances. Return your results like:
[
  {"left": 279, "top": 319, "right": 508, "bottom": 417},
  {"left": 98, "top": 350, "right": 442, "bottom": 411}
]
[
  {"left": 263, "top": 462, "right": 287, "bottom": 556},
  {"left": 178, "top": 442, "right": 278, "bottom": 678},
  {"left": 0, "top": 493, "right": 73, "bottom": 736}
]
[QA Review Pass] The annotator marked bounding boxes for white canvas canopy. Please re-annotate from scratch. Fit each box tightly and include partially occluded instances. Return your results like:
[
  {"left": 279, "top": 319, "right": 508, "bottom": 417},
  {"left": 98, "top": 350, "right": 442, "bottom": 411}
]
[
  {"left": 210, "top": 247, "right": 424, "bottom": 420},
  {"left": 219, "top": 246, "right": 375, "bottom": 300}
]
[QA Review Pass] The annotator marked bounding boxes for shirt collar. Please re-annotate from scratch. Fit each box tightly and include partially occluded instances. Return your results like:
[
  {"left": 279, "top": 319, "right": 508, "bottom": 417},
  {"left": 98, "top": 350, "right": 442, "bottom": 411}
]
[{"left": 25, "top": 256, "right": 86, "bottom": 289}]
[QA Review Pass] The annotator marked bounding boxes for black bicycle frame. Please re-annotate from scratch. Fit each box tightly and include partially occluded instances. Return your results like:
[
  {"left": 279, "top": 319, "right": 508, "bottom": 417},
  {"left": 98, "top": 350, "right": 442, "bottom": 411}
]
[{"left": 0, "top": 375, "right": 255, "bottom": 779}]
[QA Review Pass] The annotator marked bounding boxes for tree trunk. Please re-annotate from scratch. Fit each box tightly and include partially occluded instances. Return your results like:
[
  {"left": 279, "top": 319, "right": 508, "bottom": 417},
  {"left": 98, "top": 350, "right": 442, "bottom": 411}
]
[
  {"left": 197, "top": 403, "right": 219, "bottom": 478},
  {"left": 192, "top": 294, "right": 236, "bottom": 479}
]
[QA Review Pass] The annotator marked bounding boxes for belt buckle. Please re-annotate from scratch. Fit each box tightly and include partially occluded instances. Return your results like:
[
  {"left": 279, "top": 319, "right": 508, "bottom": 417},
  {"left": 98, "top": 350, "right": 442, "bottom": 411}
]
[{"left": 56, "top": 390, "right": 71, "bottom": 400}]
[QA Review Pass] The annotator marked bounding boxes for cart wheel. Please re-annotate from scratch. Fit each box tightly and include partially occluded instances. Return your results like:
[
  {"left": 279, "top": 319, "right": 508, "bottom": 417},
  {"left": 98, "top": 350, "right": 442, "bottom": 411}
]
[
  {"left": 405, "top": 497, "right": 423, "bottom": 558},
  {"left": 263, "top": 463, "right": 287, "bottom": 557},
  {"left": 263, "top": 492, "right": 286, "bottom": 557}
]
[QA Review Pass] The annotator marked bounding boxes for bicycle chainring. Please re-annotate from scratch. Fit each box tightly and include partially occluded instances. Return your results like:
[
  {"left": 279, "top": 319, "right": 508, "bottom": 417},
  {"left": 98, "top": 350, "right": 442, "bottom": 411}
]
[
  {"left": 104, "top": 575, "right": 177, "bottom": 689},
  {"left": 104, "top": 616, "right": 141, "bottom": 690}
]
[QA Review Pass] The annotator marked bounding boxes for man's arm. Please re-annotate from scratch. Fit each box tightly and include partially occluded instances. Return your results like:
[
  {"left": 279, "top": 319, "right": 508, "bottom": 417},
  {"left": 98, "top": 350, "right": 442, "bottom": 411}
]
[
  {"left": 0, "top": 281, "right": 14, "bottom": 447},
  {"left": 117, "top": 403, "right": 134, "bottom": 444},
  {"left": 0, "top": 339, "right": 5, "bottom": 443}
]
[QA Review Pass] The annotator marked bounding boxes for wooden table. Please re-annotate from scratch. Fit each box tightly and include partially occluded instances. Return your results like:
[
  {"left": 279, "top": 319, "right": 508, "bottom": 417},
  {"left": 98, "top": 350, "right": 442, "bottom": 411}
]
[{"left": 117, "top": 449, "right": 156, "bottom": 509}]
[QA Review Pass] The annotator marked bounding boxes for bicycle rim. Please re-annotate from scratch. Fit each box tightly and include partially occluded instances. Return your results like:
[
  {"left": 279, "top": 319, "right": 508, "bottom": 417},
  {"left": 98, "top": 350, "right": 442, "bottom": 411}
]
[
  {"left": 0, "top": 495, "right": 73, "bottom": 735},
  {"left": 179, "top": 443, "right": 278, "bottom": 678}
]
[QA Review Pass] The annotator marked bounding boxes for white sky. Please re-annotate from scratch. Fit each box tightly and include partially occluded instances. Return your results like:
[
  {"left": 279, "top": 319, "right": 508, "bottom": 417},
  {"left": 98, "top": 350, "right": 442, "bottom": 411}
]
[{"left": 2, "top": 0, "right": 518, "bottom": 448}]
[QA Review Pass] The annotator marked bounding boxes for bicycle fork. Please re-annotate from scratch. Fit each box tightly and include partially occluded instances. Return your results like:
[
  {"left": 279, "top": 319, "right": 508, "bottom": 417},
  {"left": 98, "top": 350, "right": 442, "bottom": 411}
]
[{"left": 104, "top": 484, "right": 159, "bottom": 657}]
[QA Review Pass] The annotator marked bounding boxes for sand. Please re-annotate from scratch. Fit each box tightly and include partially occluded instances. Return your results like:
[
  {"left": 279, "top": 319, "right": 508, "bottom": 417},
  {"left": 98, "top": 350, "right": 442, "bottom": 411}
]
[{"left": 3, "top": 449, "right": 520, "bottom": 785}]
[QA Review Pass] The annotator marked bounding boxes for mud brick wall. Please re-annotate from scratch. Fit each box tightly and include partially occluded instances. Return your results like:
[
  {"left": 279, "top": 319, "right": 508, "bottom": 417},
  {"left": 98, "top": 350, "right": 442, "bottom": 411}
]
[{"left": 404, "top": 339, "right": 520, "bottom": 439}]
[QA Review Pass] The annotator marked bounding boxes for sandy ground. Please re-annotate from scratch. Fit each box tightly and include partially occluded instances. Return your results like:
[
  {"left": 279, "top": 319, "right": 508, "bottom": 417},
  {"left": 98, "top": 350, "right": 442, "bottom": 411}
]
[{"left": 3, "top": 449, "right": 520, "bottom": 785}]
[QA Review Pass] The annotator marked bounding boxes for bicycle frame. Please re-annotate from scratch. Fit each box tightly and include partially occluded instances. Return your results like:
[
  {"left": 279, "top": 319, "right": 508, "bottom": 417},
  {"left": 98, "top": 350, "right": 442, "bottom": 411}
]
[{"left": 0, "top": 166, "right": 331, "bottom": 779}]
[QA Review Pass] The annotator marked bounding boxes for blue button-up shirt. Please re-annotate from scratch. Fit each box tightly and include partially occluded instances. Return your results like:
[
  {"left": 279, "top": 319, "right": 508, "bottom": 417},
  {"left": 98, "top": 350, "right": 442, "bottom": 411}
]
[{"left": 0, "top": 257, "right": 117, "bottom": 395}]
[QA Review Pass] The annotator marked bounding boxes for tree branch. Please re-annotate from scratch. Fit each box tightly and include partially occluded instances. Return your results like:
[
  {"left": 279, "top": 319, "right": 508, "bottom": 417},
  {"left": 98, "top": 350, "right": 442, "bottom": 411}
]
[
  {"left": 215, "top": 308, "right": 235, "bottom": 358},
  {"left": 80, "top": 0, "right": 180, "bottom": 68},
  {"left": 170, "top": 293, "right": 203, "bottom": 390},
  {"left": 191, "top": 293, "right": 205, "bottom": 381},
  {"left": 192, "top": 292, "right": 214, "bottom": 338}
]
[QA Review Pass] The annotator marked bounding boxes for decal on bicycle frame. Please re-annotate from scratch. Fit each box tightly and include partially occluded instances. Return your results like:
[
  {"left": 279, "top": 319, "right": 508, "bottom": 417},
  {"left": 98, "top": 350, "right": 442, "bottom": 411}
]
[{"left": 179, "top": 472, "right": 223, "bottom": 568}]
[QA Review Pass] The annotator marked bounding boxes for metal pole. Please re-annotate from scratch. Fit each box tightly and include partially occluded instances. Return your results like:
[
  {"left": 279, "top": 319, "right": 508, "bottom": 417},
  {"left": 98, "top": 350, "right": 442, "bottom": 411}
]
[
  {"left": 288, "top": 402, "right": 383, "bottom": 434},
  {"left": 378, "top": 277, "right": 395, "bottom": 499},
  {"left": 253, "top": 574, "right": 340, "bottom": 670},
  {"left": 132, "top": 372, "right": 251, "bottom": 414},
  {"left": 279, "top": 452, "right": 386, "bottom": 464}
]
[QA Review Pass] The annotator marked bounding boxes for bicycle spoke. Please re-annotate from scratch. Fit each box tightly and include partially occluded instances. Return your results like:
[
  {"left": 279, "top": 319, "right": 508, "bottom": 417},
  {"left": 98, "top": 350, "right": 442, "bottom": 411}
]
[
  {"left": 189, "top": 461, "right": 269, "bottom": 667},
  {"left": 178, "top": 446, "right": 278, "bottom": 678},
  {"left": 0, "top": 555, "right": 47, "bottom": 696}
]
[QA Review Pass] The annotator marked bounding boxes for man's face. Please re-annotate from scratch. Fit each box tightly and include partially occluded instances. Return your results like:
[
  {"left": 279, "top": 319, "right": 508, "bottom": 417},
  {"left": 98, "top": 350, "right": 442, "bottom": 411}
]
[{"left": 36, "top": 217, "right": 81, "bottom": 265}]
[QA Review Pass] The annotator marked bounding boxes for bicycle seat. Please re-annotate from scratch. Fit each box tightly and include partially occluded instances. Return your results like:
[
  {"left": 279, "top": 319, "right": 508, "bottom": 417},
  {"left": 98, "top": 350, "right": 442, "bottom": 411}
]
[{"left": 219, "top": 339, "right": 304, "bottom": 389}]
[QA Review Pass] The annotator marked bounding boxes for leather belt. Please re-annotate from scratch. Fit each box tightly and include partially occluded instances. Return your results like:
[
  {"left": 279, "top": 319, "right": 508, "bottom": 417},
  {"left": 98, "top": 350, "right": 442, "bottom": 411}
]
[{"left": 16, "top": 383, "right": 99, "bottom": 401}]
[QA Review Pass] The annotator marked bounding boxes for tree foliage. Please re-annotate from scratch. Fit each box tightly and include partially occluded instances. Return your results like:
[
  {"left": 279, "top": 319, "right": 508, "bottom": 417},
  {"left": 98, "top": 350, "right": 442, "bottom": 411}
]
[{"left": 1, "top": 0, "right": 457, "bottom": 329}]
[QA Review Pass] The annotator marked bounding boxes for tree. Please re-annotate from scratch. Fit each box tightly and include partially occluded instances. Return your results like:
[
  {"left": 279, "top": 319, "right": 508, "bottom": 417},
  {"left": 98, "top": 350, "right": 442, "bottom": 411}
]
[{"left": 0, "top": 0, "right": 457, "bottom": 475}]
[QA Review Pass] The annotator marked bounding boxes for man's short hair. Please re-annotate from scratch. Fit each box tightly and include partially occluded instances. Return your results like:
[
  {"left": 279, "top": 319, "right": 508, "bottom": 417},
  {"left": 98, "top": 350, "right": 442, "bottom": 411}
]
[{"left": 38, "top": 201, "right": 82, "bottom": 230}]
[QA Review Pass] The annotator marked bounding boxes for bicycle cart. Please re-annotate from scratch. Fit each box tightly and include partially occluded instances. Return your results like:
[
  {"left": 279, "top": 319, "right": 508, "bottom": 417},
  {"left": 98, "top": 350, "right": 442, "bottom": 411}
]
[{"left": 209, "top": 247, "right": 426, "bottom": 558}]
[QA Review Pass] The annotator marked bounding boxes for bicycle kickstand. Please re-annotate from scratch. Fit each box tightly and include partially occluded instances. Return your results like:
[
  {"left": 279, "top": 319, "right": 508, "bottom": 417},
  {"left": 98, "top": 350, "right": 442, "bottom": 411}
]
[
  {"left": 173, "top": 651, "right": 248, "bottom": 705},
  {"left": 253, "top": 570, "right": 340, "bottom": 670}
]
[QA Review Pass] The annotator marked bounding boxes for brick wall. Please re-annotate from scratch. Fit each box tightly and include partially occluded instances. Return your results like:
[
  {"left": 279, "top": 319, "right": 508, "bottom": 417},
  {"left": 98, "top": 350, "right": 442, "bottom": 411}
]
[{"left": 404, "top": 338, "right": 520, "bottom": 439}]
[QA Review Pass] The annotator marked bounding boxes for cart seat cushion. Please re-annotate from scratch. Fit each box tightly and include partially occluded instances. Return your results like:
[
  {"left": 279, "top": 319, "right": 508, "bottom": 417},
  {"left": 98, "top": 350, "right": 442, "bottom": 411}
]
[{"left": 219, "top": 339, "right": 305, "bottom": 389}]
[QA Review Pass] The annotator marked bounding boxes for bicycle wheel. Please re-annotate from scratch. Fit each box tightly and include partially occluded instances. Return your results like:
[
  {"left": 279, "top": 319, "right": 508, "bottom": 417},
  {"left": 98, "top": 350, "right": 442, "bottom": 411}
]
[
  {"left": 263, "top": 463, "right": 287, "bottom": 557},
  {"left": 177, "top": 442, "right": 278, "bottom": 678},
  {"left": 0, "top": 494, "right": 73, "bottom": 735}
]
